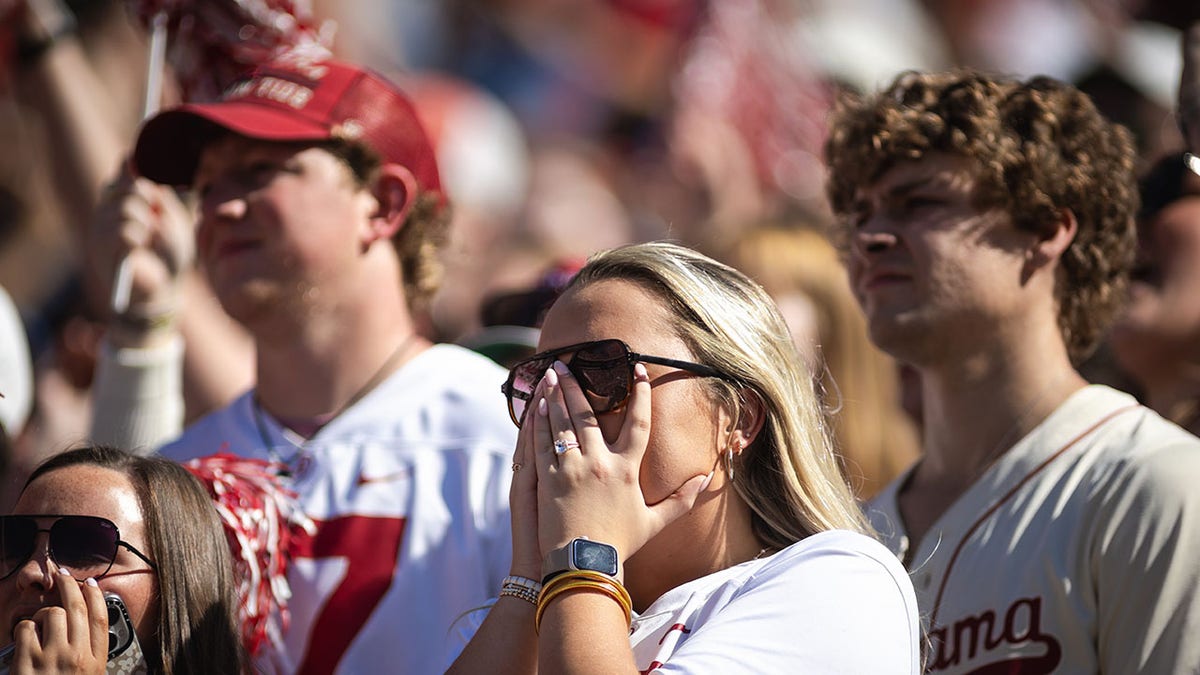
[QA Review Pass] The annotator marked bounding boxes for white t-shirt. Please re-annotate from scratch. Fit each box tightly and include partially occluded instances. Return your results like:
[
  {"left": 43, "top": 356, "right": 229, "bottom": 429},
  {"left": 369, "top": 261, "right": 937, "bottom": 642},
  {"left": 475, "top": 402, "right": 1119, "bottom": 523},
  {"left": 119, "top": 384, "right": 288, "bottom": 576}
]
[
  {"left": 159, "top": 344, "right": 517, "bottom": 675},
  {"left": 867, "top": 385, "right": 1200, "bottom": 674},
  {"left": 447, "top": 529, "right": 921, "bottom": 673}
]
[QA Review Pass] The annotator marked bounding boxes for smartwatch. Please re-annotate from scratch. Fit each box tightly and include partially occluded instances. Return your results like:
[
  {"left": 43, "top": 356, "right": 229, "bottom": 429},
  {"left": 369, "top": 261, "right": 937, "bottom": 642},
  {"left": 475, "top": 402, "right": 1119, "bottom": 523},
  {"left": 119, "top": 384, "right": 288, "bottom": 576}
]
[{"left": 542, "top": 537, "right": 619, "bottom": 583}]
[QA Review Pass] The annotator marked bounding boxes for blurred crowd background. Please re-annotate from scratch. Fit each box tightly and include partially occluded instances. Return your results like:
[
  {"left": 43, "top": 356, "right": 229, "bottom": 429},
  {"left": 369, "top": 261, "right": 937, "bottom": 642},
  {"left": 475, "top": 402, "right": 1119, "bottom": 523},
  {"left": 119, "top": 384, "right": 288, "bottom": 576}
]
[{"left": 1, "top": 0, "right": 1198, "bottom": 502}]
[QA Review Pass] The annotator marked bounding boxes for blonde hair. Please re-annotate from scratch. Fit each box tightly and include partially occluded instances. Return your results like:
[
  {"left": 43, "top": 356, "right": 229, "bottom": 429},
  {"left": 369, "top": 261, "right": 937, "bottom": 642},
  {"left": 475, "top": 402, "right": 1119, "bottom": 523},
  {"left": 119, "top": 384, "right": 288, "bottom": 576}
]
[
  {"left": 714, "top": 222, "right": 920, "bottom": 499},
  {"left": 567, "top": 242, "right": 869, "bottom": 548}
]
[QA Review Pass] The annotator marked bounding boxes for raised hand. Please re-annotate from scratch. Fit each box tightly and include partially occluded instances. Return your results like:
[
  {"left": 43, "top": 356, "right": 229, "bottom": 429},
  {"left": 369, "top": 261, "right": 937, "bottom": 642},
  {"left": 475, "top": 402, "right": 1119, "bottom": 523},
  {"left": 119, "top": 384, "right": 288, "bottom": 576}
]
[
  {"left": 532, "top": 361, "right": 711, "bottom": 573},
  {"left": 9, "top": 568, "right": 107, "bottom": 674},
  {"left": 508, "top": 379, "right": 544, "bottom": 581},
  {"left": 88, "top": 162, "right": 192, "bottom": 347}
]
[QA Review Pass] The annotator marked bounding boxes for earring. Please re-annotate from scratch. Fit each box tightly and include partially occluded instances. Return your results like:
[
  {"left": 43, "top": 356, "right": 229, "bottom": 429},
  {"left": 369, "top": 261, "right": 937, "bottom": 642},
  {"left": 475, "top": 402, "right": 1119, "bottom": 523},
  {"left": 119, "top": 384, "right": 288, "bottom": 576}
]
[{"left": 724, "top": 443, "right": 738, "bottom": 482}]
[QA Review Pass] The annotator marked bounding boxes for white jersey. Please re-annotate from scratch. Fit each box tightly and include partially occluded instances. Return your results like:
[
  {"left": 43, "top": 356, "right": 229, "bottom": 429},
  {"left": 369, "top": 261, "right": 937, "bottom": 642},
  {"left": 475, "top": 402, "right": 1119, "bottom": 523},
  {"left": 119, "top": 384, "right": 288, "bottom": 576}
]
[
  {"left": 867, "top": 385, "right": 1200, "bottom": 674},
  {"left": 159, "top": 344, "right": 517, "bottom": 675},
  {"left": 447, "top": 530, "right": 921, "bottom": 673}
]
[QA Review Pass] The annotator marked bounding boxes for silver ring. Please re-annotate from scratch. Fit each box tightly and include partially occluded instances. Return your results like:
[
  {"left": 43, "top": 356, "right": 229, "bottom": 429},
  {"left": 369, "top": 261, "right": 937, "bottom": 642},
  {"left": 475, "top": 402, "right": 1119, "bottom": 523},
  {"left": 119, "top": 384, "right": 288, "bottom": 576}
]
[{"left": 554, "top": 439, "right": 580, "bottom": 455}]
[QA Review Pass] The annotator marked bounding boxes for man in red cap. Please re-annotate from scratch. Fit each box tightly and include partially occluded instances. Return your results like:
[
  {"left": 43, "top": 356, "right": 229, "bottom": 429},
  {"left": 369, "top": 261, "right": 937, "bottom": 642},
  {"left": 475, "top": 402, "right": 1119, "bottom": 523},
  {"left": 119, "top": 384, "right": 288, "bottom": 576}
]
[{"left": 94, "top": 55, "right": 517, "bottom": 674}]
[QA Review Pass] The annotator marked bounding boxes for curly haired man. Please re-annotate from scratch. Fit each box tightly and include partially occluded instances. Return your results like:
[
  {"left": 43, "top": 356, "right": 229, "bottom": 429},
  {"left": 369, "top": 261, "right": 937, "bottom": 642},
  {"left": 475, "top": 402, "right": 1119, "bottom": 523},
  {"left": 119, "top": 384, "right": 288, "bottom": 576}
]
[{"left": 826, "top": 70, "right": 1200, "bottom": 674}]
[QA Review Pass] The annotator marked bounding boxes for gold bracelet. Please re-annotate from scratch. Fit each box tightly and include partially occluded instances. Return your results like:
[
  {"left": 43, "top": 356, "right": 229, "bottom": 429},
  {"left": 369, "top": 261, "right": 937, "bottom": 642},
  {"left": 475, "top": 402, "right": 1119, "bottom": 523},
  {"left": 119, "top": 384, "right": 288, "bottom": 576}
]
[
  {"left": 535, "top": 572, "right": 632, "bottom": 634},
  {"left": 540, "top": 570, "right": 632, "bottom": 612},
  {"left": 540, "top": 569, "right": 632, "bottom": 616},
  {"left": 536, "top": 579, "right": 632, "bottom": 633}
]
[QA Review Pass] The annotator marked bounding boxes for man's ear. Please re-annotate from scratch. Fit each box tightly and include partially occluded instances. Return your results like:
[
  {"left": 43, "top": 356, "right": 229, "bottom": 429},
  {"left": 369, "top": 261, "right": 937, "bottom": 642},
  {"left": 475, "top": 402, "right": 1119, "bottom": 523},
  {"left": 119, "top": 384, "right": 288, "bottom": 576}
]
[
  {"left": 363, "top": 164, "right": 419, "bottom": 244},
  {"left": 1028, "top": 208, "right": 1078, "bottom": 270}
]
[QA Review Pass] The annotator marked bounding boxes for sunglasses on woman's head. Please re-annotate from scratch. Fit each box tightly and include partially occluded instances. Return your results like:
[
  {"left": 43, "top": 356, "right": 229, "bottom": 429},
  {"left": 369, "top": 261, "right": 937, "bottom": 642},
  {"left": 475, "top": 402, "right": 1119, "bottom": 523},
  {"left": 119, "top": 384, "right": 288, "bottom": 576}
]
[
  {"left": 0, "top": 515, "right": 156, "bottom": 581},
  {"left": 500, "top": 338, "right": 733, "bottom": 428}
]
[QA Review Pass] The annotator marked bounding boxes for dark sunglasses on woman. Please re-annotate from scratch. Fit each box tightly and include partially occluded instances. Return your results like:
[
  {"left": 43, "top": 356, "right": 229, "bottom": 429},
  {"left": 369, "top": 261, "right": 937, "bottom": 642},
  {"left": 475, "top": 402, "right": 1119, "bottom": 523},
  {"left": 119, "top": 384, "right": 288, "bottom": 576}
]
[
  {"left": 0, "top": 515, "right": 156, "bottom": 581},
  {"left": 500, "top": 338, "right": 734, "bottom": 427}
]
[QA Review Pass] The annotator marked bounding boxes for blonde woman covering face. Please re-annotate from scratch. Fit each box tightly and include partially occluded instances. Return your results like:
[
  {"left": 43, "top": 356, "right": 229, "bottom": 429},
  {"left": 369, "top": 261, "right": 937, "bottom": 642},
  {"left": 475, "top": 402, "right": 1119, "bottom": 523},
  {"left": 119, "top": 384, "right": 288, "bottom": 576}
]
[{"left": 446, "top": 242, "right": 919, "bottom": 673}]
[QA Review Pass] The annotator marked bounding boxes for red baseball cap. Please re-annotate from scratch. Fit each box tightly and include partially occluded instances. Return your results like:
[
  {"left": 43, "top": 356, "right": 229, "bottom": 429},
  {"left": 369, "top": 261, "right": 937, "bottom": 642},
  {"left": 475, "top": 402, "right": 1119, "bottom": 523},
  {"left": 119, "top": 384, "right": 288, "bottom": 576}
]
[{"left": 133, "top": 55, "right": 442, "bottom": 195}]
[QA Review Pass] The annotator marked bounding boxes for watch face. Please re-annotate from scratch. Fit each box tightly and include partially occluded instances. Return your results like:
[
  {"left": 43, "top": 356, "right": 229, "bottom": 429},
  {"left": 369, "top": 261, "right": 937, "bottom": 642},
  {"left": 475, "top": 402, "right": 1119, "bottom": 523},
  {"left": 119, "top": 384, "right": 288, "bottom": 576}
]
[{"left": 572, "top": 539, "right": 619, "bottom": 576}]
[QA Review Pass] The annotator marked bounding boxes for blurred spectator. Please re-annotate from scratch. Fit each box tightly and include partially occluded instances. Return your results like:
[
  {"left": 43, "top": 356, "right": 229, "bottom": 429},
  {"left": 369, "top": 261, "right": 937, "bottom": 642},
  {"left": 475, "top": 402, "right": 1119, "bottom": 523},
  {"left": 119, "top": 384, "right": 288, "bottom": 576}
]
[
  {"left": 1109, "top": 150, "right": 1200, "bottom": 434},
  {"left": 1, "top": 275, "right": 103, "bottom": 511},
  {"left": 1181, "top": 22, "right": 1200, "bottom": 151},
  {"left": 0, "top": 284, "right": 33, "bottom": 492},
  {"left": 2, "top": 0, "right": 257, "bottom": 437},
  {"left": 404, "top": 72, "right": 533, "bottom": 342},
  {"left": 522, "top": 139, "right": 636, "bottom": 255},
  {"left": 460, "top": 256, "right": 584, "bottom": 368},
  {"left": 798, "top": 0, "right": 950, "bottom": 94},
  {"left": 710, "top": 220, "right": 919, "bottom": 500}
]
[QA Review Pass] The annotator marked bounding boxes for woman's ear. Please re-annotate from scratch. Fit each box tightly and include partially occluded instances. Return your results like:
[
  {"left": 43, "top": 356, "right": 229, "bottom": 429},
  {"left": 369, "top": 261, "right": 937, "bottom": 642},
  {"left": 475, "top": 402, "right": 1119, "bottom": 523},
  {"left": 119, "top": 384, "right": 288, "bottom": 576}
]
[
  {"left": 363, "top": 164, "right": 419, "bottom": 245},
  {"left": 730, "top": 388, "right": 767, "bottom": 454}
]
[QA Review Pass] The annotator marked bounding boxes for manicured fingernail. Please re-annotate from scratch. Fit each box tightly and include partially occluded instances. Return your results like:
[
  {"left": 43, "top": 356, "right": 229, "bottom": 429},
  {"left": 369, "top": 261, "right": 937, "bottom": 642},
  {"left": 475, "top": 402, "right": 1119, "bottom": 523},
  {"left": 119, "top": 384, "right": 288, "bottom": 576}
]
[
  {"left": 634, "top": 363, "right": 648, "bottom": 379},
  {"left": 700, "top": 471, "right": 714, "bottom": 492},
  {"left": 545, "top": 366, "right": 559, "bottom": 387},
  {"left": 85, "top": 578, "right": 98, "bottom": 587},
  {"left": 553, "top": 361, "right": 571, "bottom": 376},
  {"left": 58, "top": 566, "right": 72, "bottom": 576},
  {"left": 537, "top": 397, "right": 548, "bottom": 416}
]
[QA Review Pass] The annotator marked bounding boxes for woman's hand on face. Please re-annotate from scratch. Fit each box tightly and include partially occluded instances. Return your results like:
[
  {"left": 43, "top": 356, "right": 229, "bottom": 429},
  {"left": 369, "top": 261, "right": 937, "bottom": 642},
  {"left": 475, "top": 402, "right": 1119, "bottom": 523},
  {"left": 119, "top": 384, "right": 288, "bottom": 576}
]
[
  {"left": 533, "top": 361, "right": 712, "bottom": 569},
  {"left": 10, "top": 568, "right": 108, "bottom": 674},
  {"left": 508, "top": 378, "right": 547, "bottom": 581}
]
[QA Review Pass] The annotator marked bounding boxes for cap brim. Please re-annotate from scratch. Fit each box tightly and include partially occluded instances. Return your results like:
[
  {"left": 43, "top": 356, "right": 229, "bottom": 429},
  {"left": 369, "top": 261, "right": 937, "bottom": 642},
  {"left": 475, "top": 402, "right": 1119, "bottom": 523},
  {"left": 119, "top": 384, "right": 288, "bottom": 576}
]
[{"left": 133, "top": 102, "right": 334, "bottom": 187}]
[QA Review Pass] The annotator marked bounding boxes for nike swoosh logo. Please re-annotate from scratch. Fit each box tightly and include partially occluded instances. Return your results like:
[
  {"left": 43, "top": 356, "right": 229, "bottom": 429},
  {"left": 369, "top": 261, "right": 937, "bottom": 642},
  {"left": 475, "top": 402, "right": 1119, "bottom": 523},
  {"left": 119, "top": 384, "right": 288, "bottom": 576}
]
[{"left": 356, "top": 468, "right": 410, "bottom": 487}]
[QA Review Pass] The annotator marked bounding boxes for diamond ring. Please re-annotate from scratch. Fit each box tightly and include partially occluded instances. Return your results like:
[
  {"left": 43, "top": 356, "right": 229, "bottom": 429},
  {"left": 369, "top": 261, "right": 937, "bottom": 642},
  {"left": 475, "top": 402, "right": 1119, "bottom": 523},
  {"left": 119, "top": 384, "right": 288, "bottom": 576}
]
[{"left": 554, "top": 439, "right": 581, "bottom": 455}]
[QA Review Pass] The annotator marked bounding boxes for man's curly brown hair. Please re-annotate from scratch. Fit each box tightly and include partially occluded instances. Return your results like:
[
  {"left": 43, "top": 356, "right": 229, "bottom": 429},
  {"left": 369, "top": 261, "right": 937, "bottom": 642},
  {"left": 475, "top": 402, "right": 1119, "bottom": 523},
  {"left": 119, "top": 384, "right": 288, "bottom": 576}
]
[{"left": 824, "top": 70, "right": 1138, "bottom": 364}]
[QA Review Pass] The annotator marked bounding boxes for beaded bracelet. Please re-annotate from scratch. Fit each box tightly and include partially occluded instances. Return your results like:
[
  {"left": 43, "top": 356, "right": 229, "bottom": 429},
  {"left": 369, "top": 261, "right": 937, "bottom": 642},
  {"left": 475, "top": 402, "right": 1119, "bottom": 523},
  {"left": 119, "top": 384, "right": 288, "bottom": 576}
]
[
  {"left": 499, "top": 575, "right": 542, "bottom": 607},
  {"left": 535, "top": 570, "right": 632, "bottom": 634}
]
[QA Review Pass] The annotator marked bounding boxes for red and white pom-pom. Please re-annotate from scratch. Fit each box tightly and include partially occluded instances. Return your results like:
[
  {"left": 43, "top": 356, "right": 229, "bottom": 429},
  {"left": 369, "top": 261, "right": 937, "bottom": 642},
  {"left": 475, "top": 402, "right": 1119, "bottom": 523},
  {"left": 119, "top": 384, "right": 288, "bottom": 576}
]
[
  {"left": 126, "top": 0, "right": 335, "bottom": 102},
  {"left": 184, "top": 450, "right": 314, "bottom": 660}
]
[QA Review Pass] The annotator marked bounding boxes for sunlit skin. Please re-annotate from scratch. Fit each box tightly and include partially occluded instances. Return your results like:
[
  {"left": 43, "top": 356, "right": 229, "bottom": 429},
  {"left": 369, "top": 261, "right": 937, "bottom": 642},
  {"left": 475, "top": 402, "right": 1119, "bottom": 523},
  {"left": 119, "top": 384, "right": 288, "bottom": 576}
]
[
  {"left": 846, "top": 152, "right": 1039, "bottom": 371},
  {"left": 189, "top": 133, "right": 424, "bottom": 424},
  {"left": 471, "top": 276, "right": 764, "bottom": 672},
  {"left": 846, "top": 151, "right": 1083, "bottom": 547},
  {"left": 0, "top": 466, "right": 159, "bottom": 653},
  {"left": 192, "top": 136, "right": 380, "bottom": 327},
  {"left": 524, "top": 278, "right": 763, "bottom": 610}
]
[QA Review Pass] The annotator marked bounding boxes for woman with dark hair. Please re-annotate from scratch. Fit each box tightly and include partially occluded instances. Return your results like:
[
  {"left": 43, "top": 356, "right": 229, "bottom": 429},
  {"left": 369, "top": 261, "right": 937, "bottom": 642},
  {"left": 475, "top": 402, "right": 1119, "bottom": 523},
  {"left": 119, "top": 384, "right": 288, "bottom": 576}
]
[{"left": 0, "top": 445, "right": 246, "bottom": 673}]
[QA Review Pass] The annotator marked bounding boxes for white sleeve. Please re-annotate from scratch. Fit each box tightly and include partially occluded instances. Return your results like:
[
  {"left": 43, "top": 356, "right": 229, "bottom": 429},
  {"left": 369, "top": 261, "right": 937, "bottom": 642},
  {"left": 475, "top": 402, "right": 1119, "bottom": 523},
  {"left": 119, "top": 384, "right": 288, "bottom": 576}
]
[
  {"left": 89, "top": 335, "right": 184, "bottom": 454},
  {"left": 656, "top": 542, "right": 921, "bottom": 674},
  {"left": 1093, "top": 440, "right": 1200, "bottom": 673},
  {"left": 483, "top": 450, "right": 514, "bottom": 592},
  {"left": 441, "top": 601, "right": 494, "bottom": 670}
]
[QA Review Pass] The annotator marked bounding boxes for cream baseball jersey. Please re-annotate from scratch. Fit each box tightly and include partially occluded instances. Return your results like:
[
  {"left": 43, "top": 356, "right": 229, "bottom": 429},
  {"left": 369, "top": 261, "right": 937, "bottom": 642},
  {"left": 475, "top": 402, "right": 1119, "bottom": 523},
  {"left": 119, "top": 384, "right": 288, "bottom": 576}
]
[
  {"left": 446, "top": 530, "right": 921, "bottom": 673},
  {"left": 160, "top": 345, "right": 517, "bottom": 675},
  {"left": 867, "top": 385, "right": 1200, "bottom": 674}
]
